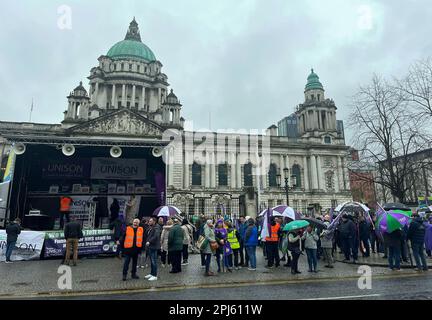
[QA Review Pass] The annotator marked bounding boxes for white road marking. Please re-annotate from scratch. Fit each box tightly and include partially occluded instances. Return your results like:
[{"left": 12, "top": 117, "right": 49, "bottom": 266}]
[{"left": 302, "top": 294, "right": 381, "bottom": 300}]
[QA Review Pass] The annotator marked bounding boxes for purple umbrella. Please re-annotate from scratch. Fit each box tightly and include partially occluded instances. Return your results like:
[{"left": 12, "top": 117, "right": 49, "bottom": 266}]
[
  {"left": 425, "top": 223, "right": 432, "bottom": 251},
  {"left": 153, "top": 205, "right": 182, "bottom": 217},
  {"left": 272, "top": 205, "right": 302, "bottom": 221},
  {"left": 377, "top": 209, "right": 412, "bottom": 234}
]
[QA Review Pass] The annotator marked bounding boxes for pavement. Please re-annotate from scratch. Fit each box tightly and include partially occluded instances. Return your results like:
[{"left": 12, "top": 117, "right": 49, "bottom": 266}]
[
  {"left": 335, "top": 251, "right": 432, "bottom": 268},
  {"left": 1, "top": 249, "right": 431, "bottom": 299}
]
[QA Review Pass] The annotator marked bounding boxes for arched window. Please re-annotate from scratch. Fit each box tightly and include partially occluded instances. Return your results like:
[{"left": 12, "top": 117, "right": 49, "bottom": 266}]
[
  {"left": 218, "top": 164, "right": 228, "bottom": 186},
  {"left": 244, "top": 162, "right": 253, "bottom": 187},
  {"left": 268, "top": 163, "right": 278, "bottom": 187},
  {"left": 192, "top": 162, "right": 202, "bottom": 186},
  {"left": 291, "top": 164, "right": 301, "bottom": 188}
]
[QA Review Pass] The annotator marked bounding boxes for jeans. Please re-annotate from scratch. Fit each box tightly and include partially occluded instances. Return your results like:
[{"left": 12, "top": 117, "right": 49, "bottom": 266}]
[
  {"left": 200, "top": 252, "right": 206, "bottom": 267},
  {"left": 170, "top": 250, "right": 182, "bottom": 273},
  {"left": 239, "top": 242, "right": 245, "bottom": 265},
  {"left": 149, "top": 248, "right": 158, "bottom": 277},
  {"left": 229, "top": 248, "right": 239, "bottom": 267},
  {"left": 123, "top": 253, "right": 138, "bottom": 276},
  {"left": 411, "top": 242, "right": 428, "bottom": 270},
  {"left": 370, "top": 233, "right": 378, "bottom": 252},
  {"left": 342, "top": 237, "right": 358, "bottom": 261},
  {"left": 266, "top": 241, "right": 280, "bottom": 267},
  {"left": 291, "top": 251, "right": 301, "bottom": 273},
  {"left": 245, "top": 246, "right": 256, "bottom": 269},
  {"left": 401, "top": 240, "right": 408, "bottom": 261},
  {"left": 204, "top": 253, "right": 212, "bottom": 273},
  {"left": 5, "top": 241, "right": 16, "bottom": 261},
  {"left": 305, "top": 248, "right": 317, "bottom": 271},
  {"left": 182, "top": 244, "right": 189, "bottom": 262},
  {"left": 64, "top": 238, "right": 79, "bottom": 265},
  {"left": 161, "top": 250, "right": 168, "bottom": 265},
  {"left": 360, "top": 237, "right": 370, "bottom": 257},
  {"left": 388, "top": 245, "right": 401, "bottom": 270}
]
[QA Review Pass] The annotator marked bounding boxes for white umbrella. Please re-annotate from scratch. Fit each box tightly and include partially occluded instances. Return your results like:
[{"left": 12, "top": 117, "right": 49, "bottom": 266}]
[
  {"left": 272, "top": 205, "right": 299, "bottom": 220},
  {"left": 153, "top": 205, "right": 182, "bottom": 217}
]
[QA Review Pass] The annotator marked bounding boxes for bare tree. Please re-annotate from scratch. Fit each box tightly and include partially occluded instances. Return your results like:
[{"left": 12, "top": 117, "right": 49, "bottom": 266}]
[
  {"left": 395, "top": 56, "right": 432, "bottom": 119},
  {"left": 349, "top": 74, "right": 431, "bottom": 203}
]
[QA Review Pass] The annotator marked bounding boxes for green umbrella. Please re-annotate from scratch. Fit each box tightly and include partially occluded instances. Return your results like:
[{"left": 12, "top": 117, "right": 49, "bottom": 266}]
[
  {"left": 377, "top": 209, "right": 412, "bottom": 234},
  {"left": 283, "top": 220, "right": 310, "bottom": 232}
]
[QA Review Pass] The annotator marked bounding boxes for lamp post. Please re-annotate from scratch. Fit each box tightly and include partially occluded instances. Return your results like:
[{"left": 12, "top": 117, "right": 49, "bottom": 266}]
[{"left": 276, "top": 168, "right": 297, "bottom": 206}]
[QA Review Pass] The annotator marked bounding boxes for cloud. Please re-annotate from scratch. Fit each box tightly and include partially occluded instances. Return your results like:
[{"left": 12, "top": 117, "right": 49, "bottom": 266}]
[{"left": 0, "top": 0, "right": 431, "bottom": 145}]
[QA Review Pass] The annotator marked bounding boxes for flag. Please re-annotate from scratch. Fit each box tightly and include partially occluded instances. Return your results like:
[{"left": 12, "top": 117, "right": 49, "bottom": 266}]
[{"left": 260, "top": 207, "right": 272, "bottom": 241}]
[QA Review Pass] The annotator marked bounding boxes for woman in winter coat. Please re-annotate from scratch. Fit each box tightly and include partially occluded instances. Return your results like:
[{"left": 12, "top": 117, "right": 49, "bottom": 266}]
[
  {"left": 214, "top": 219, "right": 233, "bottom": 273},
  {"left": 202, "top": 219, "right": 216, "bottom": 276},
  {"left": 160, "top": 219, "right": 173, "bottom": 267},
  {"left": 302, "top": 226, "right": 319, "bottom": 273},
  {"left": 181, "top": 218, "right": 193, "bottom": 265}
]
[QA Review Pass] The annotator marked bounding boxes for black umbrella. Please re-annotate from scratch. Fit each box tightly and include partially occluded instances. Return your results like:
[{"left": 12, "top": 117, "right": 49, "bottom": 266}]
[
  {"left": 383, "top": 203, "right": 410, "bottom": 211},
  {"left": 302, "top": 217, "right": 328, "bottom": 230}
]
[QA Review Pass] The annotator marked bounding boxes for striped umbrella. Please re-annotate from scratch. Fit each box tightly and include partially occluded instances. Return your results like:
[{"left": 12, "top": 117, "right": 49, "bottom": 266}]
[
  {"left": 258, "top": 208, "right": 283, "bottom": 217},
  {"left": 377, "top": 209, "right": 412, "bottom": 234},
  {"left": 272, "top": 205, "right": 302, "bottom": 221},
  {"left": 153, "top": 205, "right": 182, "bottom": 217}
]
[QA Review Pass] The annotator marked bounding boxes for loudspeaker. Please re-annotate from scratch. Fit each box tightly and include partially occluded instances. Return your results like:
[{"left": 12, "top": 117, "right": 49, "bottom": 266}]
[
  {"left": 62, "top": 144, "right": 75, "bottom": 156},
  {"left": 13, "top": 143, "right": 26, "bottom": 155},
  {"left": 110, "top": 146, "right": 122, "bottom": 158},
  {"left": 152, "top": 147, "right": 163, "bottom": 157}
]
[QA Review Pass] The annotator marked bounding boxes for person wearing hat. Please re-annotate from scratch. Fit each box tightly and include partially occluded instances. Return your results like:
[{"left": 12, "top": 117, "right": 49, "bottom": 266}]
[
  {"left": 320, "top": 215, "right": 334, "bottom": 268},
  {"left": 168, "top": 218, "right": 184, "bottom": 273},
  {"left": 407, "top": 211, "right": 428, "bottom": 271}
]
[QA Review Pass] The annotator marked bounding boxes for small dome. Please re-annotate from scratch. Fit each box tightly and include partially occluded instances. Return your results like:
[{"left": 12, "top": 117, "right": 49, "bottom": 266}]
[
  {"left": 165, "top": 89, "right": 179, "bottom": 104},
  {"left": 305, "top": 68, "right": 324, "bottom": 91},
  {"left": 74, "top": 81, "right": 87, "bottom": 92}
]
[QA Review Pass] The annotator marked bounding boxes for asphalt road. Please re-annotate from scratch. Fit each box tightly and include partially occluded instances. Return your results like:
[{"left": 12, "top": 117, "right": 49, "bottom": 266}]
[{"left": 39, "top": 271, "right": 432, "bottom": 300}]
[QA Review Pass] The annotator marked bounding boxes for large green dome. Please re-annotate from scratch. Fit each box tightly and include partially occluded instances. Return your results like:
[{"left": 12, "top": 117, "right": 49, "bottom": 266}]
[
  {"left": 305, "top": 68, "right": 324, "bottom": 91},
  {"left": 107, "top": 39, "right": 156, "bottom": 62}
]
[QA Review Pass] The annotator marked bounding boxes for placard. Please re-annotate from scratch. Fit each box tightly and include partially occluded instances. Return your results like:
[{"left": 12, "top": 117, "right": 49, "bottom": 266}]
[{"left": 0, "top": 230, "right": 45, "bottom": 261}]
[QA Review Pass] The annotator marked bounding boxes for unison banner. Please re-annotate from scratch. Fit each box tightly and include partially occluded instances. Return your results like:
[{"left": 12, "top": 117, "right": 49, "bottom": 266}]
[
  {"left": 91, "top": 158, "right": 147, "bottom": 180},
  {"left": 40, "top": 158, "right": 91, "bottom": 179},
  {"left": 0, "top": 230, "right": 45, "bottom": 261},
  {"left": 43, "top": 229, "right": 116, "bottom": 258}
]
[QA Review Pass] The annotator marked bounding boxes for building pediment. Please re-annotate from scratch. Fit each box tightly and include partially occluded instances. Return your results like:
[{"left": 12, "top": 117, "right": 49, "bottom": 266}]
[{"left": 67, "top": 109, "right": 165, "bottom": 137}]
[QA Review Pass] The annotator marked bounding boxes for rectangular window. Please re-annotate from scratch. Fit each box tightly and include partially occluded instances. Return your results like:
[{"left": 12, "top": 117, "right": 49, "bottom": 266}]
[
  {"left": 218, "top": 164, "right": 228, "bottom": 186},
  {"left": 137, "top": 65, "right": 140, "bottom": 72}
]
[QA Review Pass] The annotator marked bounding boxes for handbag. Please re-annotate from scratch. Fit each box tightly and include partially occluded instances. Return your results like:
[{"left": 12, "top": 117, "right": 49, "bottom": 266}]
[
  {"left": 210, "top": 241, "right": 219, "bottom": 251},
  {"left": 197, "top": 235, "right": 207, "bottom": 250}
]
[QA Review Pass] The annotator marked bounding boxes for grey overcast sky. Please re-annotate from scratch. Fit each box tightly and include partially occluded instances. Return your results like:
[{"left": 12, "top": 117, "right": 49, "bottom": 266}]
[{"left": 0, "top": 0, "right": 431, "bottom": 145}]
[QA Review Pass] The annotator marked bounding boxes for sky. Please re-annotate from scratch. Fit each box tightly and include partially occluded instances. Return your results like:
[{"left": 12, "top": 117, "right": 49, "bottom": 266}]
[{"left": 0, "top": 0, "right": 431, "bottom": 145}]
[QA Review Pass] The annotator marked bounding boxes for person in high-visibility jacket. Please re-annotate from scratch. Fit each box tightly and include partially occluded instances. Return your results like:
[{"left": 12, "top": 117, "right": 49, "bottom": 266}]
[
  {"left": 226, "top": 220, "right": 241, "bottom": 270},
  {"left": 59, "top": 196, "right": 72, "bottom": 229},
  {"left": 265, "top": 217, "right": 281, "bottom": 268},
  {"left": 121, "top": 218, "right": 144, "bottom": 281}
]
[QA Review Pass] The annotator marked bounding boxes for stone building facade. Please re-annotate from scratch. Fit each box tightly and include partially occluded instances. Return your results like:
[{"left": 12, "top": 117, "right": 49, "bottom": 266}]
[{"left": 0, "top": 18, "right": 352, "bottom": 218}]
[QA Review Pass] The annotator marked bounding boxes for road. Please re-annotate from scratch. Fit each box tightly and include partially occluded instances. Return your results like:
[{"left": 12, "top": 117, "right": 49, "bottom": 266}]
[{"left": 37, "top": 271, "right": 432, "bottom": 300}]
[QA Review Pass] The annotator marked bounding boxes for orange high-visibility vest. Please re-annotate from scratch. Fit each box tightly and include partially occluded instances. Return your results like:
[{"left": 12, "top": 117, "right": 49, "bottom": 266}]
[
  {"left": 265, "top": 223, "right": 280, "bottom": 242},
  {"left": 60, "top": 197, "right": 72, "bottom": 212},
  {"left": 124, "top": 226, "right": 144, "bottom": 249}
]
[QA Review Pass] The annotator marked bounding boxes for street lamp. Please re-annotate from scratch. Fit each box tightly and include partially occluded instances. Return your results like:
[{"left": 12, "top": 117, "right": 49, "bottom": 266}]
[{"left": 277, "top": 167, "right": 297, "bottom": 206}]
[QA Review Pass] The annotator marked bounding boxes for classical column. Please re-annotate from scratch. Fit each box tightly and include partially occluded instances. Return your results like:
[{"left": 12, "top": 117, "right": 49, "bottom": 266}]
[
  {"left": 132, "top": 85, "right": 136, "bottom": 108},
  {"left": 311, "top": 155, "right": 318, "bottom": 190},
  {"left": 184, "top": 151, "right": 190, "bottom": 189},
  {"left": 230, "top": 152, "right": 236, "bottom": 189},
  {"left": 343, "top": 157, "right": 350, "bottom": 190},
  {"left": 303, "top": 156, "right": 309, "bottom": 191},
  {"left": 317, "top": 155, "right": 325, "bottom": 190},
  {"left": 168, "top": 148, "right": 174, "bottom": 186},
  {"left": 121, "top": 84, "right": 126, "bottom": 107},
  {"left": 94, "top": 82, "right": 99, "bottom": 101},
  {"left": 236, "top": 153, "right": 241, "bottom": 188},
  {"left": 111, "top": 84, "right": 116, "bottom": 108},
  {"left": 317, "top": 110, "right": 321, "bottom": 130},
  {"left": 141, "top": 86, "right": 146, "bottom": 110},
  {"left": 205, "top": 152, "right": 210, "bottom": 188},
  {"left": 211, "top": 152, "right": 216, "bottom": 188},
  {"left": 158, "top": 87, "right": 162, "bottom": 107}
]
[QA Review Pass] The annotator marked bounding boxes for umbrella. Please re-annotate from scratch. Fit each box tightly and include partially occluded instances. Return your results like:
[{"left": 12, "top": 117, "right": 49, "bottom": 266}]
[
  {"left": 302, "top": 217, "right": 328, "bottom": 230},
  {"left": 335, "top": 201, "right": 370, "bottom": 213},
  {"left": 258, "top": 208, "right": 283, "bottom": 217},
  {"left": 153, "top": 205, "right": 181, "bottom": 217},
  {"left": 377, "top": 209, "right": 412, "bottom": 234},
  {"left": 272, "top": 205, "right": 302, "bottom": 220},
  {"left": 383, "top": 203, "right": 410, "bottom": 211},
  {"left": 283, "top": 220, "right": 310, "bottom": 232}
]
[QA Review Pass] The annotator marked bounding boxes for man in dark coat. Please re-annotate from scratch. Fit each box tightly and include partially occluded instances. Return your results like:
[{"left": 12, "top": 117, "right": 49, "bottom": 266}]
[
  {"left": 407, "top": 212, "right": 428, "bottom": 271},
  {"left": 168, "top": 218, "right": 184, "bottom": 273},
  {"left": 144, "top": 217, "right": 162, "bottom": 281},
  {"left": 5, "top": 218, "right": 21, "bottom": 263},
  {"left": 359, "top": 216, "right": 371, "bottom": 257},
  {"left": 63, "top": 216, "right": 83, "bottom": 266},
  {"left": 339, "top": 214, "right": 358, "bottom": 263},
  {"left": 384, "top": 229, "right": 403, "bottom": 270}
]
